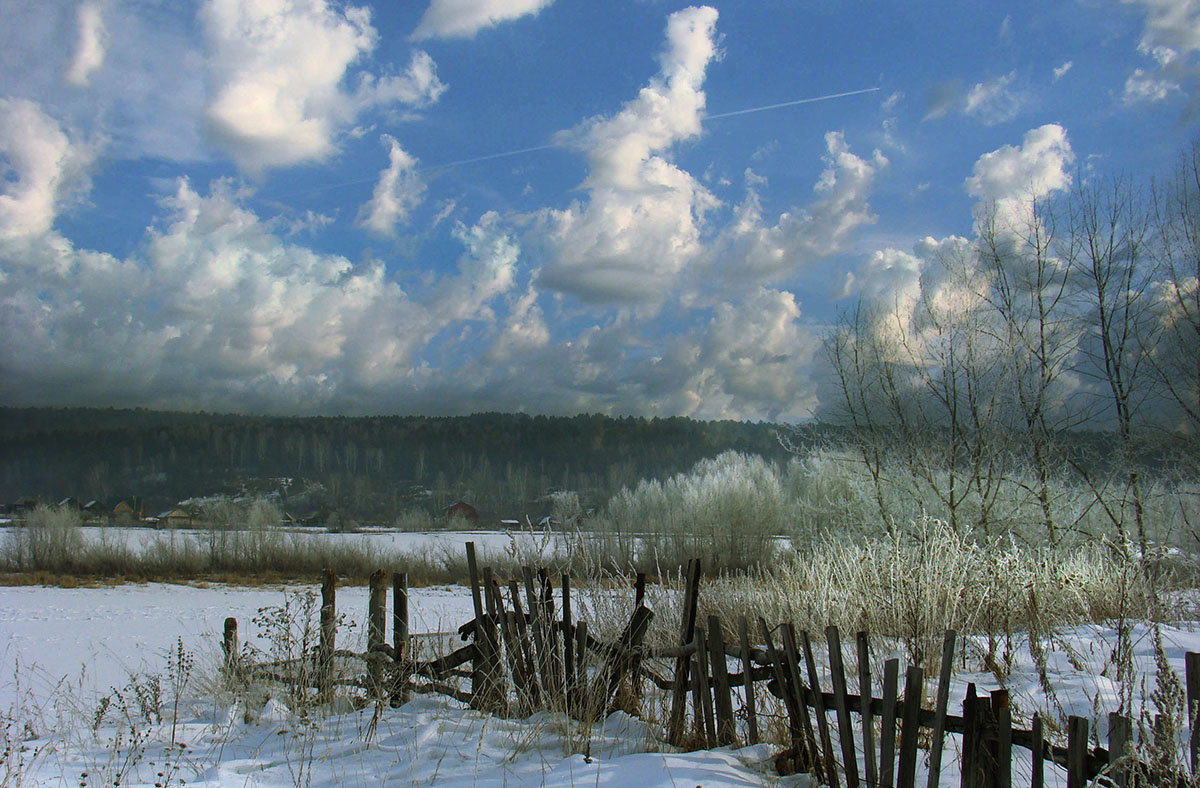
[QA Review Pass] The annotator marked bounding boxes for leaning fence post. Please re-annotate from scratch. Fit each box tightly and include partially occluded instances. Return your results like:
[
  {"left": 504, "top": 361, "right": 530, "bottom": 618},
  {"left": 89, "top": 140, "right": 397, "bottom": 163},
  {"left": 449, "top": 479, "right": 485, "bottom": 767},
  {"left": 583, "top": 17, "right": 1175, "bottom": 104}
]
[
  {"left": 667, "top": 558, "right": 702, "bottom": 747},
  {"left": 797, "top": 627, "right": 839, "bottom": 788},
  {"left": 739, "top": 616, "right": 759, "bottom": 745},
  {"left": 465, "top": 542, "right": 491, "bottom": 711},
  {"left": 826, "top": 626, "right": 860, "bottom": 788},
  {"left": 856, "top": 632, "right": 876, "bottom": 788},
  {"left": 879, "top": 657, "right": 900, "bottom": 788},
  {"left": 631, "top": 573, "right": 646, "bottom": 703},
  {"left": 708, "top": 616, "right": 736, "bottom": 746},
  {"left": 896, "top": 665, "right": 924, "bottom": 788},
  {"left": 927, "top": 630, "right": 956, "bottom": 788}
]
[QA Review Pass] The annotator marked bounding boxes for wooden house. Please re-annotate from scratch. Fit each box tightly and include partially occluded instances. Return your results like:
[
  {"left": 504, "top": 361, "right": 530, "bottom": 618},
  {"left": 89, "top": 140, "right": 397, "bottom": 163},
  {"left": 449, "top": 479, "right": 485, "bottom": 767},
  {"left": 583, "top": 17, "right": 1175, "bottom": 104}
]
[
  {"left": 157, "top": 509, "right": 193, "bottom": 528},
  {"left": 445, "top": 501, "right": 479, "bottom": 521}
]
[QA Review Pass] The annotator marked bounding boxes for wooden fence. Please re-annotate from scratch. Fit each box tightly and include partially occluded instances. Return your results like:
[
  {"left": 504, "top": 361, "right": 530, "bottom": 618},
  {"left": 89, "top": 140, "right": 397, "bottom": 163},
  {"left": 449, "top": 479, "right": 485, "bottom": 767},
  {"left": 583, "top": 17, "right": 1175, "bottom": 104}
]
[{"left": 221, "top": 546, "right": 1200, "bottom": 788}]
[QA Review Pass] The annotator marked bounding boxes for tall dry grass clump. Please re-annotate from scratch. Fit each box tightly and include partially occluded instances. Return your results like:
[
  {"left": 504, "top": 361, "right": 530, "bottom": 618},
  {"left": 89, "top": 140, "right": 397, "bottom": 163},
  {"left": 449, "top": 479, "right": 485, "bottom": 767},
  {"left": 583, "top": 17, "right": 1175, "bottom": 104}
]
[
  {"left": 674, "top": 515, "right": 1155, "bottom": 674},
  {"left": 2, "top": 504, "right": 85, "bottom": 572}
]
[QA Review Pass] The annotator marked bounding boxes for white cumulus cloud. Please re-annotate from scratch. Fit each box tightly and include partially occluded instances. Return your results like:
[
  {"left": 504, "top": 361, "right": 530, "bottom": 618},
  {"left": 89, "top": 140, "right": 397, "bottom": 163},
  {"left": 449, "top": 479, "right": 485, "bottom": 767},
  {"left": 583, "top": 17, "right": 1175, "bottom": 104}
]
[
  {"left": 412, "top": 0, "right": 556, "bottom": 39},
  {"left": 0, "top": 180, "right": 523, "bottom": 412},
  {"left": 964, "top": 123, "right": 1074, "bottom": 233},
  {"left": 701, "top": 133, "right": 887, "bottom": 284},
  {"left": 0, "top": 99, "right": 95, "bottom": 241},
  {"left": 536, "top": 5, "right": 721, "bottom": 304},
  {"left": 355, "top": 135, "right": 425, "bottom": 236},
  {"left": 200, "top": 0, "right": 445, "bottom": 173}
]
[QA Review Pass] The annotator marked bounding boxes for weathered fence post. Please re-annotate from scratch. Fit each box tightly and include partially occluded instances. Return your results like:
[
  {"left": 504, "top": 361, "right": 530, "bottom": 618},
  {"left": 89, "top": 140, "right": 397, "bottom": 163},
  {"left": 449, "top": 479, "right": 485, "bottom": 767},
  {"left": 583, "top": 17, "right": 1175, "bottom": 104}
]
[
  {"left": 1030, "top": 712, "right": 1044, "bottom": 788},
  {"left": 856, "top": 631, "right": 876, "bottom": 788},
  {"left": 826, "top": 625, "right": 860, "bottom": 788},
  {"left": 318, "top": 569, "right": 336, "bottom": 700},
  {"left": 391, "top": 570, "right": 409, "bottom": 706},
  {"left": 1066, "top": 715, "right": 1089, "bottom": 788},
  {"left": 509, "top": 579, "right": 542, "bottom": 710},
  {"left": 1187, "top": 651, "right": 1200, "bottom": 775},
  {"left": 1108, "top": 711, "right": 1131, "bottom": 788},
  {"left": 761, "top": 619, "right": 811, "bottom": 776},
  {"left": 879, "top": 658, "right": 900, "bottom": 788},
  {"left": 574, "top": 619, "right": 591, "bottom": 721},
  {"left": 960, "top": 683, "right": 985, "bottom": 788},
  {"left": 539, "top": 569, "right": 565, "bottom": 707},
  {"left": 693, "top": 625, "right": 718, "bottom": 748},
  {"left": 368, "top": 569, "right": 387, "bottom": 700},
  {"left": 561, "top": 573, "right": 576, "bottom": 714},
  {"left": 896, "top": 665, "right": 924, "bottom": 788},
  {"left": 796, "top": 627, "right": 839, "bottom": 787},
  {"left": 466, "top": 542, "right": 503, "bottom": 714},
  {"left": 630, "top": 573, "right": 646, "bottom": 704},
  {"left": 708, "top": 616, "right": 736, "bottom": 746},
  {"left": 223, "top": 617, "right": 238, "bottom": 673},
  {"left": 990, "top": 689, "right": 1011, "bottom": 788},
  {"left": 739, "top": 616, "right": 759, "bottom": 746},
  {"left": 927, "top": 630, "right": 956, "bottom": 788},
  {"left": 667, "top": 558, "right": 702, "bottom": 748}
]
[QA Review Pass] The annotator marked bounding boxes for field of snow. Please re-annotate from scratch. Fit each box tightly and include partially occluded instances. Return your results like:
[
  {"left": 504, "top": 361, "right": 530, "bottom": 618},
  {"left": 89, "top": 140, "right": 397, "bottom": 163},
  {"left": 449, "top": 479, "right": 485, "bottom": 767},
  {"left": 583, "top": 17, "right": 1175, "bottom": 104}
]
[
  {"left": 4, "top": 580, "right": 1200, "bottom": 787},
  {"left": 1, "top": 581, "right": 795, "bottom": 787},
  {"left": 60, "top": 525, "right": 534, "bottom": 555}
]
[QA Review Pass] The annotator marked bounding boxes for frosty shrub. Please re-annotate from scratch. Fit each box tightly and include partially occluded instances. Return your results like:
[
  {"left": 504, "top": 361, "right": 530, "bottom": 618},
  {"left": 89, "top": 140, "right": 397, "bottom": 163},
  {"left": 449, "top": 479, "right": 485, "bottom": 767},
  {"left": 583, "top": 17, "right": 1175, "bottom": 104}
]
[
  {"left": 3, "top": 505, "right": 84, "bottom": 572},
  {"left": 549, "top": 490, "right": 584, "bottom": 528},
  {"left": 393, "top": 508, "right": 435, "bottom": 532},
  {"left": 601, "top": 451, "right": 797, "bottom": 572}
]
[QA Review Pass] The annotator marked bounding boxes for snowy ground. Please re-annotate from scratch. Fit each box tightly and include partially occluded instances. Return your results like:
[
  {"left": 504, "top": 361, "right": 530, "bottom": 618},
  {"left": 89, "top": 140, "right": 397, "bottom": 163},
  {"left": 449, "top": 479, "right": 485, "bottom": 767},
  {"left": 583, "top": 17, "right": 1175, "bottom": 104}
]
[
  {"left": 28, "top": 526, "right": 535, "bottom": 556},
  {"left": 1, "top": 581, "right": 797, "bottom": 786},
  {"left": 4, "top": 581, "right": 1200, "bottom": 786}
]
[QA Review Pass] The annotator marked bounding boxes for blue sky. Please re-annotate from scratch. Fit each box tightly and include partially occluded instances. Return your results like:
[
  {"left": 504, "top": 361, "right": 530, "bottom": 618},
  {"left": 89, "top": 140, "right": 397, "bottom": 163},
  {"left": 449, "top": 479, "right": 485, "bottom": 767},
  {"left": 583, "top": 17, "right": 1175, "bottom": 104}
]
[{"left": 0, "top": 0, "right": 1196, "bottom": 420}]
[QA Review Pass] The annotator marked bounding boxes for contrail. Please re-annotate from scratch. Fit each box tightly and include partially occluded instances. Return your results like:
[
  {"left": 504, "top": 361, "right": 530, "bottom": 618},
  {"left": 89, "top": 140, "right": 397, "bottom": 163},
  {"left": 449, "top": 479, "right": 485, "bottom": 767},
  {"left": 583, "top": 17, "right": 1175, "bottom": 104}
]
[
  {"left": 705, "top": 86, "right": 881, "bottom": 120},
  {"left": 418, "top": 144, "right": 556, "bottom": 172},
  {"left": 260, "top": 88, "right": 879, "bottom": 200},
  {"left": 263, "top": 145, "right": 555, "bottom": 200}
]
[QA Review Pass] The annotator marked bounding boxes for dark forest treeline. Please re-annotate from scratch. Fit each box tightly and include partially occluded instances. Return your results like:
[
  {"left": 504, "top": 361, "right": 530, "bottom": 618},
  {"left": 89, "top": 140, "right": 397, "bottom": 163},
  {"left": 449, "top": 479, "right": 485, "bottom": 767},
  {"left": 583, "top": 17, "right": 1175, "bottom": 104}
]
[{"left": 0, "top": 408, "right": 794, "bottom": 521}]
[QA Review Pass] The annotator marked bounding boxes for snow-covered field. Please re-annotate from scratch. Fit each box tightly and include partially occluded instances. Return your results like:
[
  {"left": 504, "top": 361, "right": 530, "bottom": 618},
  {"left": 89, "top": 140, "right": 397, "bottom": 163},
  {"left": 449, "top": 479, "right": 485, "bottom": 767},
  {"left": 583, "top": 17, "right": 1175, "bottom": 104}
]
[
  {"left": 51, "top": 526, "right": 535, "bottom": 556},
  {"left": 4, "top": 580, "right": 1200, "bottom": 787},
  {"left": 1, "top": 581, "right": 793, "bottom": 786}
]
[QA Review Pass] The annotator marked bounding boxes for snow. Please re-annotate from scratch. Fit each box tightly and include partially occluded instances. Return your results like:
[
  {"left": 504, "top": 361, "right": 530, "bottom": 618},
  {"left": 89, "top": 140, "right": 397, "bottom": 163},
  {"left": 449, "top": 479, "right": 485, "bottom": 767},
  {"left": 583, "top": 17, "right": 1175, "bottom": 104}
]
[
  {"left": 0, "top": 583, "right": 476, "bottom": 712},
  {"left": 4, "top": 580, "right": 1200, "bottom": 787},
  {"left": 36, "top": 526, "right": 535, "bottom": 555},
  {"left": 1, "top": 582, "right": 799, "bottom": 786}
]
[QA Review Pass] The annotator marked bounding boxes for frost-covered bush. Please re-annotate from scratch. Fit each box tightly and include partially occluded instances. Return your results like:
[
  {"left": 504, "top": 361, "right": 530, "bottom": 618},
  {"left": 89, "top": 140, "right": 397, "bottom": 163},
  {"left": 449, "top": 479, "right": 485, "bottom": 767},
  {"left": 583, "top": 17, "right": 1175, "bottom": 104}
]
[
  {"left": 602, "top": 451, "right": 797, "bottom": 571},
  {"left": 549, "top": 490, "right": 583, "bottom": 528}
]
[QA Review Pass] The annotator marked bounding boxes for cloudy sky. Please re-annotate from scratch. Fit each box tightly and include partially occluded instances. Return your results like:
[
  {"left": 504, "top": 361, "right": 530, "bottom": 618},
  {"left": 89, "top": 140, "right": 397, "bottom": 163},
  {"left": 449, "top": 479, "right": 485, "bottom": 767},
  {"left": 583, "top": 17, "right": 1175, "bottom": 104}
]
[{"left": 0, "top": 0, "right": 1196, "bottom": 420}]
